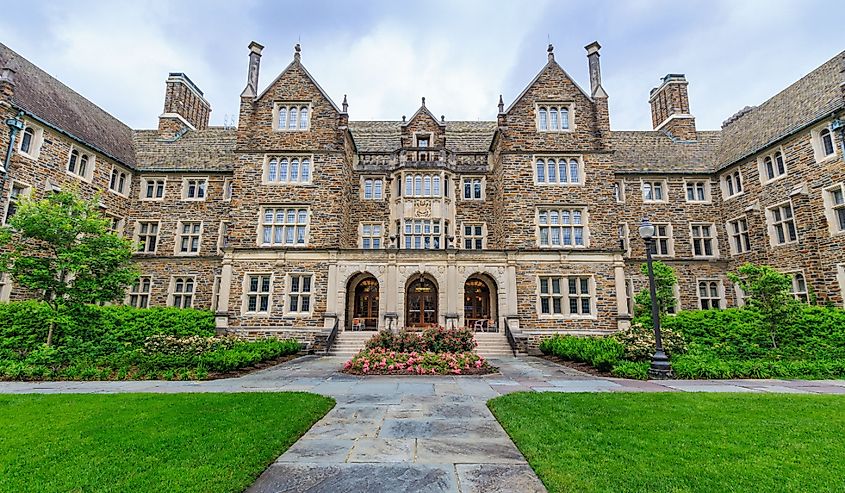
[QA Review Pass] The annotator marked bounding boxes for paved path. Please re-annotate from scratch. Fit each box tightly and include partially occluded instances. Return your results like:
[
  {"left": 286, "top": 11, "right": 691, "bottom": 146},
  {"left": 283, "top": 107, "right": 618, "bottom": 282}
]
[{"left": 4, "top": 356, "right": 845, "bottom": 492}]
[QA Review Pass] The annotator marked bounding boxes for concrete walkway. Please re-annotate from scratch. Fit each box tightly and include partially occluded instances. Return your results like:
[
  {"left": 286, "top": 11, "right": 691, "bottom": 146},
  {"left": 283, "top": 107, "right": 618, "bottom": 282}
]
[{"left": 3, "top": 356, "right": 845, "bottom": 492}]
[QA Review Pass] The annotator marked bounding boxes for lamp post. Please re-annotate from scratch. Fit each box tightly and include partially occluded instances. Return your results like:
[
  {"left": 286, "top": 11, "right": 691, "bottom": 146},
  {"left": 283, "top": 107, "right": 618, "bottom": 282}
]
[
  {"left": 638, "top": 217, "right": 672, "bottom": 379},
  {"left": 3, "top": 112, "right": 25, "bottom": 174}
]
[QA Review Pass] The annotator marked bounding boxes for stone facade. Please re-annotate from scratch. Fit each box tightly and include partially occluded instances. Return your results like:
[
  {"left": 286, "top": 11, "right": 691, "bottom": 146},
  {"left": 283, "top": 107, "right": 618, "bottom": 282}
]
[{"left": 1, "top": 40, "right": 844, "bottom": 352}]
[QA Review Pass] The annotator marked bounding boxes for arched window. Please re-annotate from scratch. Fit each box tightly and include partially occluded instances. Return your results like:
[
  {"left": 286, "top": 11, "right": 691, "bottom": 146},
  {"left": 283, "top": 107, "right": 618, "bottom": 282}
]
[
  {"left": 405, "top": 175, "right": 413, "bottom": 195},
  {"left": 20, "top": 127, "right": 34, "bottom": 154},
  {"left": 433, "top": 175, "right": 441, "bottom": 196},
  {"left": 299, "top": 106, "right": 308, "bottom": 129},
  {"left": 726, "top": 175, "right": 735, "bottom": 196},
  {"left": 301, "top": 158, "right": 310, "bottom": 181},
  {"left": 118, "top": 172, "right": 126, "bottom": 193},
  {"left": 68, "top": 149, "right": 79, "bottom": 173},
  {"left": 547, "top": 158, "right": 557, "bottom": 182},
  {"left": 821, "top": 128, "right": 835, "bottom": 156},
  {"left": 734, "top": 171, "right": 743, "bottom": 193},
  {"left": 536, "top": 159, "right": 545, "bottom": 182},
  {"left": 279, "top": 158, "right": 289, "bottom": 182},
  {"left": 569, "top": 159, "right": 579, "bottom": 183},
  {"left": 558, "top": 159, "right": 567, "bottom": 182},
  {"left": 423, "top": 176, "right": 432, "bottom": 196},
  {"left": 774, "top": 151, "right": 785, "bottom": 175},
  {"left": 560, "top": 108, "right": 569, "bottom": 129},
  {"left": 268, "top": 158, "right": 278, "bottom": 181},
  {"left": 288, "top": 107, "right": 298, "bottom": 129},
  {"left": 549, "top": 108, "right": 558, "bottom": 130},
  {"left": 79, "top": 154, "right": 89, "bottom": 177},
  {"left": 278, "top": 107, "right": 287, "bottom": 129},
  {"left": 538, "top": 107, "right": 548, "bottom": 130},
  {"left": 374, "top": 178, "right": 383, "bottom": 199},
  {"left": 290, "top": 158, "right": 300, "bottom": 181},
  {"left": 414, "top": 175, "right": 422, "bottom": 196},
  {"left": 764, "top": 156, "right": 774, "bottom": 180},
  {"left": 364, "top": 179, "right": 373, "bottom": 199}
]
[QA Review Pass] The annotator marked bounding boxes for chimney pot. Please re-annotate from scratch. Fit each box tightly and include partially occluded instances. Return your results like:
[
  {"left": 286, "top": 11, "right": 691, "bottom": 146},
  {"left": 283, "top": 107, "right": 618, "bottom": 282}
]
[
  {"left": 498, "top": 94, "right": 505, "bottom": 114},
  {"left": 241, "top": 41, "right": 263, "bottom": 99},
  {"left": 547, "top": 44, "right": 554, "bottom": 62}
]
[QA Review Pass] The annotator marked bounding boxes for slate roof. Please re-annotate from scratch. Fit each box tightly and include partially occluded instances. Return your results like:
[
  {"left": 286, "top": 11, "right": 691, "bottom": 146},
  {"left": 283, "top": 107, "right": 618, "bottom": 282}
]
[
  {"left": 716, "top": 50, "right": 845, "bottom": 169},
  {"left": 132, "top": 128, "right": 236, "bottom": 171},
  {"left": 0, "top": 43, "right": 136, "bottom": 166},
  {"left": 611, "top": 131, "right": 721, "bottom": 174},
  {"left": 348, "top": 121, "right": 496, "bottom": 153}
]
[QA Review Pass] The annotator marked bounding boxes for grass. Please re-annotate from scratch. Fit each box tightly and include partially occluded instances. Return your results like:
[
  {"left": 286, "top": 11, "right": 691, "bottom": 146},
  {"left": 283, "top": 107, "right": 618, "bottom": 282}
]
[
  {"left": 0, "top": 392, "right": 334, "bottom": 493},
  {"left": 489, "top": 392, "right": 845, "bottom": 493}
]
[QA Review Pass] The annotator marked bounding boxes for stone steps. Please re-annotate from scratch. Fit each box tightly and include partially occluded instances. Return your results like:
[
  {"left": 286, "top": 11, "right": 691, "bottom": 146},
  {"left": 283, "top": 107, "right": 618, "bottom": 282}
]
[
  {"left": 326, "top": 331, "right": 516, "bottom": 358},
  {"left": 326, "top": 331, "right": 374, "bottom": 357}
]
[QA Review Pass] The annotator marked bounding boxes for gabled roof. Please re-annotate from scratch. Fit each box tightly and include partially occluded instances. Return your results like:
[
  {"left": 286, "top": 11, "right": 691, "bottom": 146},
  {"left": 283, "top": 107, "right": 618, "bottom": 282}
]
[
  {"left": 132, "top": 127, "right": 236, "bottom": 171},
  {"left": 0, "top": 43, "right": 135, "bottom": 166},
  {"left": 717, "top": 50, "right": 845, "bottom": 170},
  {"left": 504, "top": 56, "right": 594, "bottom": 114},
  {"left": 255, "top": 55, "right": 342, "bottom": 113},
  {"left": 348, "top": 121, "right": 496, "bottom": 153},
  {"left": 402, "top": 100, "right": 445, "bottom": 127},
  {"left": 612, "top": 130, "right": 721, "bottom": 174}
]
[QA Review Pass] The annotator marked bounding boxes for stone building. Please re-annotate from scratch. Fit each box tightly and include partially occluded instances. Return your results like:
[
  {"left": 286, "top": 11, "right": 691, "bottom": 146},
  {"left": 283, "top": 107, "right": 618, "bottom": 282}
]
[{"left": 0, "top": 40, "right": 843, "bottom": 354}]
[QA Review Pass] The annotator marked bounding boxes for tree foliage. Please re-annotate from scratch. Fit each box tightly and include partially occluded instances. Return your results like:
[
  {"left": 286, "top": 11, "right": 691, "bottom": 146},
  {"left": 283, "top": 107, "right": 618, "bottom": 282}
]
[
  {"left": 634, "top": 260, "right": 678, "bottom": 319},
  {"left": 0, "top": 190, "right": 138, "bottom": 346},
  {"left": 728, "top": 263, "right": 799, "bottom": 348}
]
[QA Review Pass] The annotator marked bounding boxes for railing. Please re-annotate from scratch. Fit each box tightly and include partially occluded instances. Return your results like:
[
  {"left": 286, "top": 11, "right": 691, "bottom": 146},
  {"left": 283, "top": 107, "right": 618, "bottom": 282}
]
[
  {"left": 324, "top": 317, "right": 339, "bottom": 356},
  {"left": 503, "top": 318, "right": 517, "bottom": 357}
]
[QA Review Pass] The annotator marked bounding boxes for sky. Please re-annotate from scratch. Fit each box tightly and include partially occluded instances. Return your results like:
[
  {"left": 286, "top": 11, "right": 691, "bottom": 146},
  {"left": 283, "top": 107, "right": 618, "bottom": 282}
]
[{"left": 1, "top": 0, "right": 843, "bottom": 131}]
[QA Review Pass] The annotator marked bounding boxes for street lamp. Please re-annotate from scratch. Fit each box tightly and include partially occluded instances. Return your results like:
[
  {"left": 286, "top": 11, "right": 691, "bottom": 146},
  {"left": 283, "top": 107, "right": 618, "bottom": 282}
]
[
  {"left": 3, "top": 112, "right": 25, "bottom": 174},
  {"left": 638, "top": 217, "right": 672, "bottom": 379}
]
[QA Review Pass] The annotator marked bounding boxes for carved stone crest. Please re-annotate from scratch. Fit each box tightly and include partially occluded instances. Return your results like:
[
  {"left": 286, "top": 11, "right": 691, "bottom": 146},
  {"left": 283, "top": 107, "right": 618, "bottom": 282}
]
[{"left": 414, "top": 200, "right": 432, "bottom": 218}]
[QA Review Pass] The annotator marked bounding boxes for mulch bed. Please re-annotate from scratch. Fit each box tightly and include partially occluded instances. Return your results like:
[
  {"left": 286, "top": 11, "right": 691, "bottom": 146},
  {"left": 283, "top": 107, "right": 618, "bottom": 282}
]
[
  {"left": 342, "top": 366, "right": 499, "bottom": 376},
  {"left": 541, "top": 354, "right": 613, "bottom": 378},
  {"left": 205, "top": 354, "right": 302, "bottom": 380}
]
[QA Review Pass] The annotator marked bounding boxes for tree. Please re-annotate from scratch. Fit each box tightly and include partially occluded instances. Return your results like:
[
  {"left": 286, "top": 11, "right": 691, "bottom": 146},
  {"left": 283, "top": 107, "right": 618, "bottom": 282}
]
[
  {"left": 728, "top": 263, "right": 798, "bottom": 349},
  {"left": 634, "top": 260, "right": 678, "bottom": 319},
  {"left": 0, "top": 190, "right": 138, "bottom": 346}
]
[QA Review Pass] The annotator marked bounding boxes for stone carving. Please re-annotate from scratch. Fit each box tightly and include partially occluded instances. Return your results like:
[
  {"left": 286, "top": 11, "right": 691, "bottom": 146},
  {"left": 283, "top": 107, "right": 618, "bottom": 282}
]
[{"left": 414, "top": 200, "right": 432, "bottom": 218}]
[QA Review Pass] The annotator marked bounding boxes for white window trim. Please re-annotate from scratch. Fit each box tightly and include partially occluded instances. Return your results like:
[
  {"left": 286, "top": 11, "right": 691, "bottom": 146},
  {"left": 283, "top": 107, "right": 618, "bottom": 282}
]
[
  {"left": 640, "top": 178, "right": 669, "bottom": 203},
  {"left": 535, "top": 274, "right": 597, "bottom": 320},
  {"left": 683, "top": 178, "right": 711, "bottom": 203},
  {"left": 108, "top": 164, "right": 132, "bottom": 197},
  {"left": 168, "top": 275, "right": 196, "bottom": 308},
  {"left": 535, "top": 207, "right": 590, "bottom": 249},
  {"left": 140, "top": 176, "right": 167, "bottom": 201},
  {"left": 134, "top": 220, "right": 161, "bottom": 254},
  {"left": 766, "top": 200, "right": 799, "bottom": 247},
  {"left": 257, "top": 206, "right": 311, "bottom": 247},
  {"left": 535, "top": 102, "right": 576, "bottom": 132},
  {"left": 725, "top": 215, "right": 751, "bottom": 256},
  {"left": 460, "top": 221, "right": 487, "bottom": 250},
  {"left": 272, "top": 102, "right": 312, "bottom": 132},
  {"left": 402, "top": 171, "right": 446, "bottom": 198},
  {"left": 822, "top": 182, "right": 845, "bottom": 236},
  {"left": 17, "top": 124, "right": 43, "bottom": 160},
  {"left": 650, "top": 222, "right": 675, "bottom": 258},
  {"left": 784, "top": 269, "right": 809, "bottom": 302},
  {"left": 810, "top": 122, "right": 840, "bottom": 164},
  {"left": 174, "top": 220, "right": 203, "bottom": 256},
  {"left": 532, "top": 156, "right": 585, "bottom": 186},
  {"left": 696, "top": 278, "right": 725, "bottom": 310},
  {"left": 757, "top": 147, "right": 788, "bottom": 185},
  {"left": 181, "top": 177, "right": 209, "bottom": 201},
  {"left": 614, "top": 180, "right": 626, "bottom": 203},
  {"left": 223, "top": 178, "right": 233, "bottom": 201},
  {"left": 126, "top": 276, "right": 153, "bottom": 308},
  {"left": 284, "top": 273, "right": 315, "bottom": 317},
  {"left": 66, "top": 145, "right": 95, "bottom": 182},
  {"left": 359, "top": 221, "right": 385, "bottom": 249},
  {"left": 689, "top": 222, "right": 719, "bottom": 258},
  {"left": 105, "top": 213, "right": 126, "bottom": 236},
  {"left": 360, "top": 176, "right": 386, "bottom": 200},
  {"left": 720, "top": 168, "right": 745, "bottom": 201},
  {"left": 241, "top": 273, "right": 274, "bottom": 316},
  {"left": 460, "top": 176, "right": 487, "bottom": 200},
  {"left": 263, "top": 154, "right": 314, "bottom": 185},
  {"left": 3, "top": 180, "right": 32, "bottom": 226}
]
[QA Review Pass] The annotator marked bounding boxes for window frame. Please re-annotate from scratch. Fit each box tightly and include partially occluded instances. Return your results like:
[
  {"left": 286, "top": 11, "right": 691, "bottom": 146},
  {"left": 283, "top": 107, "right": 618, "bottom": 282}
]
[
  {"left": 720, "top": 168, "right": 744, "bottom": 200},
  {"left": 175, "top": 220, "right": 203, "bottom": 256},
  {"left": 264, "top": 155, "right": 314, "bottom": 185},
  {"left": 17, "top": 124, "right": 43, "bottom": 160},
  {"left": 242, "top": 273, "right": 273, "bottom": 315},
  {"left": 536, "top": 207, "right": 589, "bottom": 249},
  {"left": 168, "top": 276, "right": 196, "bottom": 309},
  {"left": 461, "top": 222, "right": 486, "bottom": 250},
  {"left": 650, "top": 222, "right": 674, "bottom": 257},
  {"left": 361, "top": 176, "right": 385, "bottom": 200},
  {"left": 614, "top": 181, "right": 625, "bottom": 203},
  {"left": 683, "top": 178, "right": 711, "bottom": 203},
  {"left": 108, "top": 164, "right": 132, "bottom": 197},
  {"left": 689, "top": 222, "right": 718, "bottom": 258},
  {"left": 766, "top": 200, "right": 799, "bottom": 247},
  {"left": 535, "top": 103, "right": 575, "bottom": 132},
  {"left": 223, "top": 178, "right": 233, "bottom": 201},
  {"left": 105, "top": 213, "right": 126, "bottom": 236},
  {"left": 134, "top": 220, "right": 161, "bottom": 254},
  {"left": 640, "top": 179, "right": 668, "bottom": 203},
  {"left": 757, "top": 148, "right": 788, "bottom": 184},
  {"left": 3, "top": 180, "right": 32, "bottom": 226},
  {"left": 360, "top": 222, "right": 384, "bottom": 249},
  {"left": 823, "top": 183, "right": 845, "bottom": 236},
  {"left": 726, "top": 215, "right": 751, "bottom": 256},
  {"left": 285, "top": 273, "right": 314, "bottom": 316},
  {"left": 536, "top": 275, "right": 597, "bottom": 319},
  {"left": 787, "top": 270, "right": 809, "bottom": 303},
  {"left": 461, "top": 176, "right": 486, "bottom": 200},
  {"left": 140, "top": 176, "right": 167, "bottom": 201},
  {"left": 181, "top": 177, "right": 209, "bottom": 201},
  {"left": 402, "top": 218, "right": 445, "bottom": 250},
  {"left": 273, "top": 102, "right": 312, "bottom": 132},
  {"left": 258, "top": 206, "right": 311, "bottom": 247},
  {"left": 811, "top": 123, "right": 838, "bottom": 162},
  {"left": 696, "top": 279, "right": 724, "bottom": 310},
  {"left": 126, "top": 276, "right": 153, "bottom": 308},
  {"left": 66, "top": 145, "right": 95, "bottom": 182},
  {"left": 403, "top": 172, "right": 444, "bottom": 198},
  {"left": 533, "top": 156, "right": 584, "bottom": 186}
]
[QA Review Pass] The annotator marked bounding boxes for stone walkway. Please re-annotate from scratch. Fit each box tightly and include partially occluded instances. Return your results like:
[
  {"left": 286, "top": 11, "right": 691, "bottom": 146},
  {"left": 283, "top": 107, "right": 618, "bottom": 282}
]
[{"left": 4, "top": 356, "right": 845, "bottom": 492}]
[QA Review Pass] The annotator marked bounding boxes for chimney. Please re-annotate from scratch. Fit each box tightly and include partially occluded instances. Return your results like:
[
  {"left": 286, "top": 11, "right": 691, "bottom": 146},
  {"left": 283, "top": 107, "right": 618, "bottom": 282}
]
[
  {"left": 584, "top": 41, "right": 607, "bottom": 98},
  {"left": 0, "top": 67, "right": 15, "bottom": 100},
  {"left": 240, "top": 41, "right": 264, "bottom": 99},
  {"left": 649, "top": 74, "right": 697, "bottom": 140},
  {"left": 157, "top": 73, "right": 211, "bottom": 136}
]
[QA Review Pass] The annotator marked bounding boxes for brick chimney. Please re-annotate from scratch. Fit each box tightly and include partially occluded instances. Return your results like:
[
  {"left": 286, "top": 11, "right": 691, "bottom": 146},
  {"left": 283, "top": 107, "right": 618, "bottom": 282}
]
[
  {"left": 158, "top": 72, "right": 211, "bottom": 136},
  {"left": 649, "top": 74, "right": 696, "bottom": 140}
]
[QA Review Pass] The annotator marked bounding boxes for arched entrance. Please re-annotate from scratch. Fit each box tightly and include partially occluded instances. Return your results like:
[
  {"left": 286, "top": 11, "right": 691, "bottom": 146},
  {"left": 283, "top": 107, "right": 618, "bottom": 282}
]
[
  {"left": 464, "top": 275, "right": 498, "bottom": 332},
  {"left": 406, "top": 276, "right": 438, "bottom": 328},
  {"left": 347, "top": 275, "right": 379, "bottom": 330}
]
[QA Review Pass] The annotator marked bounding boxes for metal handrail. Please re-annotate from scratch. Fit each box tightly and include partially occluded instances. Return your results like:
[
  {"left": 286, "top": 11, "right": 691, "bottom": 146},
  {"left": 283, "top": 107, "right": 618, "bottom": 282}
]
[
  {"left": 324, "top": 317, "right": 339, "bottom": 355},
  {"left": 503, "top": 318, "right": 517, "bottom": 356}
]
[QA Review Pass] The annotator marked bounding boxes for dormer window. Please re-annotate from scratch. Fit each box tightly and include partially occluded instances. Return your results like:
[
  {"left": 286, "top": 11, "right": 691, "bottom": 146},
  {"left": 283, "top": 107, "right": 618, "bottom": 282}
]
[
  {"left": 417, "top": 137, "right": 429, "bottom": 148},
  {"left": 537, "top": 104, "right": 572, "bottom": 132},
  {"left": 274, "top": 103, "right": 311, "bottom": 131}
]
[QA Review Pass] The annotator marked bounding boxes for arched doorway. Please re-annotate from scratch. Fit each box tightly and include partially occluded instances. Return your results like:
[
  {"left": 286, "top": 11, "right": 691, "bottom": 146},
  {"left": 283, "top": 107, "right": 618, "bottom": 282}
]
[
  {"left": 464, "top": 275, "right": 498, "bottom": 332},
  {"left": 406, "top": 276, "right": 438, "bottom": 328},
  {"left": 347, "top": 275, "right": 379, "bottom": 330}
]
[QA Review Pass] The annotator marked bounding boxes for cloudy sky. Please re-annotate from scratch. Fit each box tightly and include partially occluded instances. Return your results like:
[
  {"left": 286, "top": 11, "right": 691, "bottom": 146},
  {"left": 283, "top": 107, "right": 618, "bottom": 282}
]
[{"left": 1, "top": 0, "right": 842, "bottom": 130}]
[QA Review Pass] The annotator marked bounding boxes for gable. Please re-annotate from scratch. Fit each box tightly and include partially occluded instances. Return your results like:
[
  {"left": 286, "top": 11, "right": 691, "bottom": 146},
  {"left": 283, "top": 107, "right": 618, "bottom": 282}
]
[
  {"left": 504, "top": 60, "right": 594, "bottom": 115},
  {"left": 256, "top": 60, "right": 341, "bottom": 114}
]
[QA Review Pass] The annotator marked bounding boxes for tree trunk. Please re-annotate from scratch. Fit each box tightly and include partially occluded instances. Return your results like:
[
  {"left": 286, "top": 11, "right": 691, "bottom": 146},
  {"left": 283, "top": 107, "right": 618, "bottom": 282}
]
[{"left": 46, "top": 320, "right": 54, "bottom": 347}]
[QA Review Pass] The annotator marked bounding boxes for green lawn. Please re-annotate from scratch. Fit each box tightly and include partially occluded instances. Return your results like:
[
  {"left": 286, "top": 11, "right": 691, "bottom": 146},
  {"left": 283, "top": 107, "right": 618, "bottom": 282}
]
[
  {"left": 0, "top": 392, "right": 334, "bottom": 493},
  {"left": 489, "top": 392, "right": 845, "bottom": 493}
]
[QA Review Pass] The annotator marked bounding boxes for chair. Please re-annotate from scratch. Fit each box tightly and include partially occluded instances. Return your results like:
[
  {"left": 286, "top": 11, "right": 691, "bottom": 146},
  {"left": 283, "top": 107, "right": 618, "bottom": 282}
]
[
  {"left": 473, "top": 319, "right": 485, "bottom": 332},
  {"left": 352, "top": 318, "right": 364, "bottom": 331}
]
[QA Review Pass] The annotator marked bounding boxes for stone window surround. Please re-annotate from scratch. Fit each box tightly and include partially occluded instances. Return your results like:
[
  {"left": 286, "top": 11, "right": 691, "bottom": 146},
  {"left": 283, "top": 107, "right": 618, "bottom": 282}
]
[
  {"left": 272, "top": 101, "right": 312, "bottom": 132},
  {"left": 181, "top": 176, "right": 209, "bottom": 201},
  {"left": 726, "top": 215, "right": 751, "bottom": 256},
  {"left": 460, "top": 221, "right": 486, "bottom": 250},
  {"left": 757, "top": 146, "right": 788, "bottom": 185},
  {"left": 66, "top": 145, "right": 95, "bottom": 182},
  {"left": 174, "top": 220, "right": 203, "bottom": 256},
  {"left": 134, "top": 220, "right": 161, "bottom": 254},
  {"left": 241, "top": 272, "right": 274, "bottom": 316},
  {"left": 720, "top": 167, "right": 744, "bottom": 200},
  {"left": 640, "top": 178, "right": 668, "bottom": 203},
  {"left": 108, "top": 163, "right": 132, "bottom": 197},
  {"left": 535, "top": 274, "right": 597, "bottom": 320},
  {"left": 359, "top": 221, "right": 384, "bottom": 249},
  {"left": 533, "top": 155, "right": 584, "bottom": 186},
  {"left": 535, "top": 206, "right": 590, "bottom": 249},
  {"left": 696, "top": 278, "right": 725, "bottom": 310},
  {"left": 414, "top": 132, "right": 434, "bottom": 148},
  {"left": 617, "top": 222, "right": 629, "bottom": 257},
  {"left": 535, "top": 102, "right": 575, "bottom": 132},
  {"left": 105, "top": 212, "right": 126, "bottom": 236},
  {"left": 626, "top": 277, "right": 680, "bottom": 314},
  {"left": 784, "top": 269, "right": 809, "bottom": 302},
  {"left": 126, "top": 276, "right": 153, "bottom": 308},
  {"left": 223, "top": 178, "right": 233, "bottom": 201},
  {"left": 360, "top": 176, "right": 385, "bottom": 200},
  {"left": 403, "top": 171, "right": 445, "bottom": 198},
  {"left": 211, "top": 275, "right": 223, "bottom": 312},
  {"left": 689, "top": 222, "right": 719, "bottom": 258},
  {"left": 263, "top": 154, "right": 314, "bottom": 185},
  {"left": 257, "top": 205, "right": 311, "bottom": 247},
  {"left": 822, "top": 182, "right": 845, "bottom": 236},
  {"left": 460, "top": 176, "right": 486, "bottom": 200},
  {"left": 0, "top": 272, "right": 10, "bottom": 302},
  {"left": 810, "top": 121, "right": 839, "bottom": 163},
  {"left": 766, "top": 200, "right": 798, "bottom": 247},
  {"left": 837, "top": 264, "right": 845, "bottom": 309},
  {"left": 3, "top": 180, "right": 32, "bottom": 226},
  {"left": 217, "top": 221, "right": 230, "bottom": 254},
  {"left": 614, "top": 180, "right": 625, "bottom": 203},
  {"left": 650, "top": 222, "right": 674, "bottom": 257},
  {"left": 683, "top": 178, "right": 711, "bottom": 203},
  {"left": 17, "top": 122, "right": 44, "bottom": 160},
  {"left": 284, "top": 273, "right": 314, "bottom": 317},
  {"left": 140, "top": 176, "right": 167, "bottom": 201},
  {"left": 168, "top": 275, "right": 196, "bottom": 309}
]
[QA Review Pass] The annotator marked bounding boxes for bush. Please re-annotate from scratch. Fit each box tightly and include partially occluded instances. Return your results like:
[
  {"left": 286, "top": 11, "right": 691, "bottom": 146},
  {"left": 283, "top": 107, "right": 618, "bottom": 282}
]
[
  {"left": 610, "top": 361, "right": 650, "bottom": 379},
  {"left": 365, "top": 326, "right": 476, "bottom": 354},
  {"left": 612, "top": 323, "right": 686, "bottom": 362},
  {"left": 539, "top": 335, "right": 625, "bottom": 372}
]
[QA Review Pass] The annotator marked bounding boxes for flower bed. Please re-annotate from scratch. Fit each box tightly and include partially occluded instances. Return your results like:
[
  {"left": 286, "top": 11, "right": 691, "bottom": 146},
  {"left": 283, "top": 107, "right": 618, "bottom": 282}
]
[{"left": 343, "top": 326, "right": 496, "bottom": 375}]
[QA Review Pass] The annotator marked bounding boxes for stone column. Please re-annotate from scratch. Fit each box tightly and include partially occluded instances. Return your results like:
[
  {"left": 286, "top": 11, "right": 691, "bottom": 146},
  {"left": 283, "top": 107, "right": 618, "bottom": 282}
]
[
  {"left": 325, "top": 259, "right": 338, "bottom": 329},
  {"left": 215, "top": 258, "right": 234, "bottom": 332}
]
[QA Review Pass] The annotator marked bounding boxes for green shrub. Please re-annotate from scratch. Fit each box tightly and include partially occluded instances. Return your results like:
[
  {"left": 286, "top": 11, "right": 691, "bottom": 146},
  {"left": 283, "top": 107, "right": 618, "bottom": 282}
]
[
  {"left": 539, "top": 335, "right": 624, "bottom": 372},
  {"left": 612, "top": 323, "right": 686, "bottom": 361},
  {"left": 610, "top": 361, "right": 650, "bottom": 379}
]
